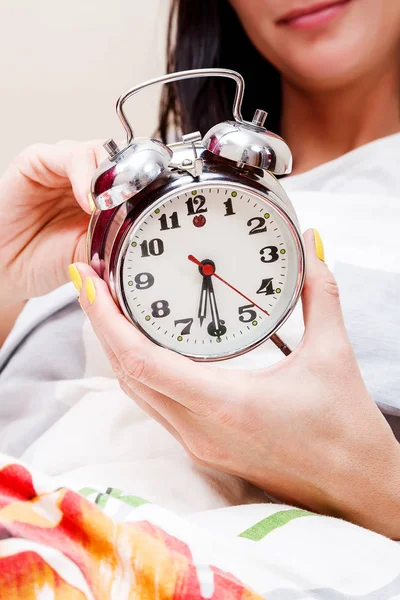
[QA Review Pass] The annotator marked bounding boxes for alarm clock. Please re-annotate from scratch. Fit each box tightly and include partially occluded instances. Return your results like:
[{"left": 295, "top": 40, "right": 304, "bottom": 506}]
[{"left": 87, "top": 68, "right": 305, "bottom": 362}]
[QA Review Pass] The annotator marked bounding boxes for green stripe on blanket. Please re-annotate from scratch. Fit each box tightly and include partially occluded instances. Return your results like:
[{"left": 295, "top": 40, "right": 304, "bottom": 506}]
[
  {"left": 79, "top": 486, "right": 149, "bottom": 509},
  {"left": 239, "top": 509, "right": 315, "bottom": 541}
]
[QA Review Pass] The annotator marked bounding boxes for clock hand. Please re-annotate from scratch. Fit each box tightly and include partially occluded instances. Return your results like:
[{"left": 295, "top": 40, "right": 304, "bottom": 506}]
[
  {"left": 191, "top": 256, "right": 226, "bottom": 335},
  {"left": 188, "top": 254, "right": 291, "bottom": 355},
  {"left": 198, "top": 275, "right": 209, "bottom": 327},
  {"left": 207, "top": 276, "right": 227, "bottom": 338},
  {"left": 188, "top": 254, "right": 270, "bottom": 316}
]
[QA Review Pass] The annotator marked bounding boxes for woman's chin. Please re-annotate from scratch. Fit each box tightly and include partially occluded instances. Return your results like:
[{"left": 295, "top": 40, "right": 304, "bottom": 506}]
[{"left": 279, "top": 43, "right": 375, "bottom": 92}]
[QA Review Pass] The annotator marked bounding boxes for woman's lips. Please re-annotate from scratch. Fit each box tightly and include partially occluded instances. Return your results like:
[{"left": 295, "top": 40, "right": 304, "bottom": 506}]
[{"left": 277, "top": 0, "right": 351, "bottom": 30}]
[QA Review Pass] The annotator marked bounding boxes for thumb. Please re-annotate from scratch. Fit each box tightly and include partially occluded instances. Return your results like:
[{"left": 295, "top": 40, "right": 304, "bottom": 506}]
[{"left": 301, "top": 229, "right": 347, "bottom": 347}]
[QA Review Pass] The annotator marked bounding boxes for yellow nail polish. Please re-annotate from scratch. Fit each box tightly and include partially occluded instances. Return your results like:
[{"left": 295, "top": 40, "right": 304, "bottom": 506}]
[
  {"left": 314, "top": 229, "right": 325, "bottom": 262},
  {"left": 88, "top": 193, "right": 95, "bottom": 212},
  {"left": 68, "top": 264, "right": 82, "bottom": 293},
  {"left": 85, "top": 277, "right": 96, "bottom": 305}
]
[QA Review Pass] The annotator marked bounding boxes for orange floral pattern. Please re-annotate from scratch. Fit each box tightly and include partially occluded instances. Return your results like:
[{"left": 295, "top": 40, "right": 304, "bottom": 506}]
[{"left": 0, "top": 462, "right": 262, "bottom": 599}]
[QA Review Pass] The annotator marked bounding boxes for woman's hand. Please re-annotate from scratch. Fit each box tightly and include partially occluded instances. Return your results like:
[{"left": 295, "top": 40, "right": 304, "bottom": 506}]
[
  {"left": 74, "top": 230, "right": 400, "bottom": 539},
  {"left": 0, "top": 140, "right": 105, "bottom": 305}
]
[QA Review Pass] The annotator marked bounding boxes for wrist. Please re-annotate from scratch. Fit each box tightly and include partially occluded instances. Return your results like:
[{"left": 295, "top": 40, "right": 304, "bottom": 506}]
[{"left": 330, "top": 429, "right": 400, "bottom": 539}]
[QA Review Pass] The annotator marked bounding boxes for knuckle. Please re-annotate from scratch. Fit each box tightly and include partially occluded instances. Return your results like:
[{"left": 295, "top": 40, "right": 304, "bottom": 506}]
[
  {"left": 311, "top": 336, "right": 354, "bottom": 376},
  {"left": 322, "top": 272, "right": 340, "bottom": 299},
  {"left": 189, "top": 453, "right": 211, "bottom": 469},
  {"left": 119, "top": 349, "right": 147, "bottom": 381},
  {"left": 108, "top": 352, "right": 124, "bottom": 379},
  {"left": 306, "top": 267, "right": 341, "bottom": 300},
  {"left": 55, "top": 139, "right": 76, "bottom": 148},
  {"left": 183, "top": 429, "right": 225, "bottom": 467},
  {"left": 186, "top": 438, "right": 214, "bottom": 464},
  {"left": 331, "top": 339, "right": 355, "bottom": 369},
  {"left": 16, "top": 143, "right": 49, "bottom": 162},
  {"left": 180, "top": 436, "right": 210, "bottom": 468},
  {"left": 84, "top": 139, "right": 106, "bottom": 151},
  {"left": 118, "top": 379, "right": 132, "bottom": 396},
  {"left": 101, "top": 345, "right": 125, "bottom": 380}
]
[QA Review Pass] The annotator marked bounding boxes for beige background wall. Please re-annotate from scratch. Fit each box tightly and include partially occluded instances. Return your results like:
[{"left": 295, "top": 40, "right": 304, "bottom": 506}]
[{"left": 0, "top": 0, "right": 169, "bottom": 170}]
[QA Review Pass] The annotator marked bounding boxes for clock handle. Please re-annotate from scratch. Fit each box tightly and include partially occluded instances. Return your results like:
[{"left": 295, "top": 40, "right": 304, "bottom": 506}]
[{"left": 113, "top": 68, "right": 245, "bottom": 152}]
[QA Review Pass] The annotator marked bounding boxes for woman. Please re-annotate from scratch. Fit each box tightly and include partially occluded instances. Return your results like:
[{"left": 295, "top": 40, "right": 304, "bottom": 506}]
[{"left": 0, "top": 0, "right": 399, "bottom": 543}]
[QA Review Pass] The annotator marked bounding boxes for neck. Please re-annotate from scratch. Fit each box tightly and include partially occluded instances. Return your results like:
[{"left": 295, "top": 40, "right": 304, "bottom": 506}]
[{"left": 281, "top": 61, "right": 400, "bottom": 175}]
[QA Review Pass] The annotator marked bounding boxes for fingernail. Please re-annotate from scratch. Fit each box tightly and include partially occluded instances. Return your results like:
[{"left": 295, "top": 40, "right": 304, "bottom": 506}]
[
  {"left": 85, "top": 277, "right": 96, "bottom": 305},
  {"left": 88, "top": 193, "right": 95, "bottom": 212},
  {"left": 68, "top": 264, "right": 82, "bottom": 293},
  {"left": 314, "top": 229, "right": 325, "bottom": 262}
]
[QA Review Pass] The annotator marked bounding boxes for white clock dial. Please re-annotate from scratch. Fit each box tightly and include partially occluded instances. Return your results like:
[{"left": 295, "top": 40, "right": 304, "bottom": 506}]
[{"left": 118, "top": 182, "right": 303, "bottom": 360}]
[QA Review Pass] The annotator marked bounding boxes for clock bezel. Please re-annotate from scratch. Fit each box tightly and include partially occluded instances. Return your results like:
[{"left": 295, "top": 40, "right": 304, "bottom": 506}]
[{"left": 111, "top": 177, "right": 305, "bottom": 362}]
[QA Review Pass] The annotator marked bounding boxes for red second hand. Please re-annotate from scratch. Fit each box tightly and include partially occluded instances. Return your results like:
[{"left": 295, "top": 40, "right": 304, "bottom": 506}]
[{"left": 187, "top": 254, "right": 270, "bottom": 317}]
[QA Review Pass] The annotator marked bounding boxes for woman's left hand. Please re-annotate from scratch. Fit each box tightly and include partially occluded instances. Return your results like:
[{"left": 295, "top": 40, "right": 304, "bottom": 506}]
[{"left": 73, "top": 229, "right": 400, "bottom": 539}]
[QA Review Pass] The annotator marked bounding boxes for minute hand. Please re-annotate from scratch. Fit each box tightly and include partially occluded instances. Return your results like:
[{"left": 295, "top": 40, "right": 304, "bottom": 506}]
[
  {"left": 187, "top": 254, "right": 270, "bottom": 317},
  {"left": 187, "top": 254, "right": 291, "bottom": 356},
  {"left": 207, "top": 277, "right": 227, "bottom": 337}
]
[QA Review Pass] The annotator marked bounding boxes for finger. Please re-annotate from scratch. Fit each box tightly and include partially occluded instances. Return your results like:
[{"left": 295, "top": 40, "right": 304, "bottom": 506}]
[
  {"left": 81, "top": 290, "right": 191, "bottom": 428},
  {"left": 15, "top": 140, "right": 105, "bottom": 213},
  {"left": 119, "top": 382, "right": 200, "bottom": 465},
  {"left": 62, "top": 140, "right": 105, "bottom": 212},
  {"left": 301, "top": 229, "right": 348, "bottom": 347},
  {"left": 119, "top": 380, "right": 188, "bottom": 447},
  {"left": 122, "top": 371, "right": 190, "bottom": 426},
  {"left": 73, "top": 262, "right": 241, "bottom": 413},
  {"left": 86, "top": 307, "right": 191, "bottom": 428}
]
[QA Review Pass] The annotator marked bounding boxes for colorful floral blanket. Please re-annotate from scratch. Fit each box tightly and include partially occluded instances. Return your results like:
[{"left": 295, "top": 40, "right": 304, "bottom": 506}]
[{"left": 0, "top": 455, "right": 399, "bottom": 599}]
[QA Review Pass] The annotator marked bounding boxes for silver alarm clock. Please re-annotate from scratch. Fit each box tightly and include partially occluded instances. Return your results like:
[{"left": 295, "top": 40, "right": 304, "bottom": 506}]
[{"left": 87, "top": 68, "right": 305, "bottom": 361}]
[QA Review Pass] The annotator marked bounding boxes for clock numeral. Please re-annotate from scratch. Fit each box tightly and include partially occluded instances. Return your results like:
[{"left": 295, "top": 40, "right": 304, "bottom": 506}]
[
  {"left": 223, "top": 198, "right": 236, "bottom": 216},
  {"left": 134, "top": 272, "right": 154, "bottom": 290},
  {"left": 186, "top": 195, "right": 207, "bottom": 215},
  {"left": 260, "top": 246, "right": 279, "bottom": 263},
  {"left": 256, "top": 278, "right": 275, "bottom": 296},
  {"left": 159, "top": 212, "right": 181, "bottom": 231},
  {"left": 238, "top": 304, "right": 257, "bottom": 323},
  {"left": 247, "top": 217, "right": 267, "bottom": 235},
  {"left": 174, "top": 318, "right": 193, "bottom": 336},
  {"left": 151, "top": 300, "right": 171, "bottom": 318},
  {"left": 140, "top": 238, "right": 164, "bottom": 258},
  {"left": 207, "top": 321, "right": 227, "bottom": 337}
]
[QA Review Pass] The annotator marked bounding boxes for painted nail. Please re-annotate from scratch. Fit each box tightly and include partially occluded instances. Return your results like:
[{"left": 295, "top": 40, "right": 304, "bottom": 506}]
[
  {"left": 68, "top": 264, "right": 82, "bottom": 292},
  {"left": 85, "top": 277, "right": 96, "bottom": 305},
  {"left": 314, "top": 229, "right": 325, "bottom": 262},
  {"left": 88, "top": 193, "right": 95, "bottom": 212}
]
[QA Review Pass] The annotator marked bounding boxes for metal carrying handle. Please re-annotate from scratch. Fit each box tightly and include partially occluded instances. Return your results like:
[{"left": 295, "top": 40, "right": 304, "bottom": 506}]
[{"left": 105, "top": 69, "right": 245, "bottom": 156}]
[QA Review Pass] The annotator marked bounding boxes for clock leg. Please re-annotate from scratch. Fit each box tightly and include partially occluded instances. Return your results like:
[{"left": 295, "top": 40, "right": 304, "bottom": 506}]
[{"left": 271, "top": 334, "right": 292, "bottom": 356}]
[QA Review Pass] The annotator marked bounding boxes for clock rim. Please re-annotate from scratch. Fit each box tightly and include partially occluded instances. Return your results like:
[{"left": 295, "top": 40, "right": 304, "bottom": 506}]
[{"left": 113, "top": 178, "right": 305, "bottom": 363}]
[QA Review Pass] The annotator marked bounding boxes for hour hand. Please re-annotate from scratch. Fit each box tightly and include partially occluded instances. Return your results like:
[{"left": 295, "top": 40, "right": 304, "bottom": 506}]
[
  {"left": 198, "top": 276, "right": 209, "bottom": 327},
  {"left": 207, "top": 277, "right": 227, "bottom": 338}
]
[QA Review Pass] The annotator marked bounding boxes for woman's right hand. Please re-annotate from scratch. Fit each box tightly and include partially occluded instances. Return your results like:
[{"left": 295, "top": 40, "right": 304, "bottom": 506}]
[{"left": 0, "top": 140, "right": 106, "bottom": 306}]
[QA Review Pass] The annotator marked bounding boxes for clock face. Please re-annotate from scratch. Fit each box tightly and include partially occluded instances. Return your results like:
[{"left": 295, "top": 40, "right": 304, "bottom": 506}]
[{"left": 117, "top": 182, "right": 303, "bottom": 360}]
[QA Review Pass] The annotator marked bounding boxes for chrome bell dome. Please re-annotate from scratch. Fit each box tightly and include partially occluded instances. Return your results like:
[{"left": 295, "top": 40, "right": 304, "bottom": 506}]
[
  {"left": 91, "top": 138, "right": 173, "bottom": 211},
  {"left": 203, "top": 109, "right": 292, "bottom": 175}
]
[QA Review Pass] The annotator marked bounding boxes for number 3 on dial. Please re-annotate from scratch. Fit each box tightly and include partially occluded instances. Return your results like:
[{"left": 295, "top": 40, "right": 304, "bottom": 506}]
[{"left": 260, "top": 246, "right": 279, "bottom": 263}]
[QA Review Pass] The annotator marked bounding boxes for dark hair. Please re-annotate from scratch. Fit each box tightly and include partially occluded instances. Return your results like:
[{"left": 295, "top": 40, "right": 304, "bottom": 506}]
[{"left": 158, "top": 0, "right": 282, "bottom": 142}]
